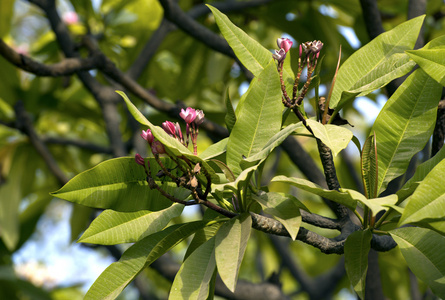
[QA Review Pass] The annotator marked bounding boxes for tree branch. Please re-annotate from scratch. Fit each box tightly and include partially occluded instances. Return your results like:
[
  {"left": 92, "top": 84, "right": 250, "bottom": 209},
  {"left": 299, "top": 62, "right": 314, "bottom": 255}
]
[
  {"left": 0, "top": 39, "right": 100, "bottom": 77},
  {"left": 14, "top": 101, "right": 69, "bottom": 185}
]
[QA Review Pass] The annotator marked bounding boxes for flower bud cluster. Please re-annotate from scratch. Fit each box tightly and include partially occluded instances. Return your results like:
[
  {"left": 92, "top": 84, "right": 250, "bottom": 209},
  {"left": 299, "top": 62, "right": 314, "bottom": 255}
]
[
  {"left": 273, "top": 37, "right": 324, "bottom": 110},
  {"left": 134, "top": 107, "right": 211, "bottom": 210}
]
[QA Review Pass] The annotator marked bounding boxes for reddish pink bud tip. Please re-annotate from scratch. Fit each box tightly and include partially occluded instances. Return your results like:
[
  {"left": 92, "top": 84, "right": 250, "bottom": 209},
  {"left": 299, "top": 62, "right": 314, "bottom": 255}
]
[{"left": 135, "top": 153, "right": 145, "bottom": 166}]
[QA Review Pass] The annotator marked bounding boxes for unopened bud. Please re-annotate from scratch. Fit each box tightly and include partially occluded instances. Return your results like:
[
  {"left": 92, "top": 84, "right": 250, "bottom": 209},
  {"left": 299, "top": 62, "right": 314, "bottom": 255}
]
[
  {"left": 194, "top": 110, "right": 205, "bottom": 125},
  {"left": 162, "top": 121, "right": 176, "bottom": 136},
  {"left": 135, "top": 153, "right": 145, "bottom": 166}
]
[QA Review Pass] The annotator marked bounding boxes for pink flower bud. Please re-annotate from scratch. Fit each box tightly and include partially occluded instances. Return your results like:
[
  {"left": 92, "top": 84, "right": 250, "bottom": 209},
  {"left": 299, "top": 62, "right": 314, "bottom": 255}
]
[
  {"left": 180, "top": 107, "right": 197, "bottom": 124},
  {"left": 175, "top": 122, "right": 183, "bottom": 141},
  {"left": 194, "top": 110, "right": 205, "bottom": 125},
  {"left": 141, "top": 129, "right": 154, "bottom": 145},
  {"left": 135, "top": 153, "right": 145, "bottom": 166},
  {"left": 277, "top": 38, "right": 293, "bottom": 53},
  {"left": 151, "top": 140, "right": 166, "bottom": 155},
  {"left": 162, "top": 121, "right": 176, "bottom": 136}
]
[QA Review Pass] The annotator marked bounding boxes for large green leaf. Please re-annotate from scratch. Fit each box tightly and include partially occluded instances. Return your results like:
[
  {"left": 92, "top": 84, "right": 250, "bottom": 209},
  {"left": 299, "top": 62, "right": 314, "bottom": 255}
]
[
  {"left": 169, "top": 237, "right": 216, "bottom": 300},
  {"left": 78, "top": 204, "right": 184, "bottom": 245},
  {"left": 85, "top": 221, "right": 207, "bottom": 300},
  {"left": 306, "top": 119, "right": 353, "bottom": 156},
  {"left": 226, "top": 61, "right": 282, "bottom": 176},
  {"left": 51, "top": 157, "right": 190, "bottom": 212},
  {"left": 406, "top": 35, "right": 445, "bottom": 86},
  {"left": 361, "top": 134, "right": 378, "bottom": 199},
  {"left": 371, "top": 68, "right": 442, "bottom": 195},
  {"left": 344, "top": 229, "right": 372, "bottom": 300},
  {"left": 224, "top": 88, "right": 236, "bottom": 133},
  {"left": 207, "top": 5, "right": 295, "bottom": 96},
  {"left": 253, "top": 192, "right": 303, "bottom": 240},
  {"left": 390, "top": 227, "right": 445, "bottom": 298},
  {"left": 397, "top": 145, "right": 445, "bottom": 202},
  {"left": 329, "top": 16, "right": 424, "bottom": 111},
  {"left": 407, "top": 49, "right": 445, "bottom": 86},
  {"left": 207, "top": 5, "right": 270, "bottom": 77},
  {"left": 271, "top": 176, "right": 357, "bottom": 210},
  {"left": 215, "top": 213, "right": 251, "bottom": 292},
  {"left": 398, "top": 159, "right": 445, "bottom": 226}
]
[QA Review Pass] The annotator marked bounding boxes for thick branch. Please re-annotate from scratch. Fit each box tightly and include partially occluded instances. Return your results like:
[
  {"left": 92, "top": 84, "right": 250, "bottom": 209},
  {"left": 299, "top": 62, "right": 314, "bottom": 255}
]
[{"left": 0, "top": 39, "right": 100, "bottom": 77}]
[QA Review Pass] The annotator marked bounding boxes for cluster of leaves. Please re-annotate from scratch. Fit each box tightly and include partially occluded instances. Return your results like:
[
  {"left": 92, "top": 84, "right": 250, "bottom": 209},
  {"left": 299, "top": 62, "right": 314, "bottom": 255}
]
[{"left": 48, "top": 6, "right": 445, "bottom": 300}]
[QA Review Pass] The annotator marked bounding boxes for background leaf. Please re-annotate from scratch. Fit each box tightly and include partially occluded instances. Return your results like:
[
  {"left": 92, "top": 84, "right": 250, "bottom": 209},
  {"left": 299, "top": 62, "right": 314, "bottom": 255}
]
[{"left": 344, "top": 229, "right": 372, "bottom": 300}]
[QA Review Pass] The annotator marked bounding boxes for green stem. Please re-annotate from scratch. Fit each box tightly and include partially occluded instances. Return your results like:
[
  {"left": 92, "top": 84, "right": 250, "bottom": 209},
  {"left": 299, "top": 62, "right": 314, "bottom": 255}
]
[{"left": 374, "top": 207, "right": 393, "bottom": 229}]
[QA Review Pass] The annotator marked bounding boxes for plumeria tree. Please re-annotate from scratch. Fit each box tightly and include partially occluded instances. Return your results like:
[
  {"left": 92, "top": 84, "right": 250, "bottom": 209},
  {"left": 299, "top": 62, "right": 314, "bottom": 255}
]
[
  {"left": 1, "top": 0, "right": 445, "bottom": 299},
  {"left": 50, "top": 6, "right": 445, "bottom": 300}
]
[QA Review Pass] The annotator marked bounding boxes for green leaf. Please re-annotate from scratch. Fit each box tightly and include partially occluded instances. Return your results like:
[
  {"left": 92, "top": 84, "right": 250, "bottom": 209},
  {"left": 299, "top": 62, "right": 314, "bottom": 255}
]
[
  {"left": 169, "top": 237, "right": 216, "bottom": 300},
  {"left": 344, "top": 229, "right": 372, "bottom": 300},
  {"left": 306, "top": 119, "right": 353, "bottom": 156},
  {"left": 271, "top": 175, "right": 357, "bottom": 210},
  {"left": 226, "top": 61, "right": 282, "bottom": 176},
  {"left": 343, "top": 189, "right": 398, "bottom": 217},
  {"left": 199, "top": 138, "right": 228, "bottom": 161},
  {"left": 406, "top": 49, "right": 445, "bottom": 86},
  {"left": 330, "top": 16, "right": 424, "bottom": 111},
  {"left": 390, "top": 227, "right": 445, "bottom": 298},
  {"left": 206, "top": 5, "right": 294, "bottom": 94},
  {"left": 397, "top": 145, "right": 445, "bottom": 202},
  {"left": 210, "top": 159, "right": 236, "bottom": 182},
  {"left": 215, "top": 213, "right": 251, "bottom": 292},
  {"left": 371, "top": 68, "right": 442, "bottom": 195},
  {"left": 224, "top": 89, "right": 236, "bottom": 133},
  {"left": 241, "top": 123, "right": 303, "bottom": 169},
  {"left": 51, "top": 157, "right": 190, "bottom": 212},
  {"left": 85, "top": 221, "right": 207, "bottom": 300},
  {"left": 399, "top": 159, "right": 445, "bottom": 226},
  {"left": 253, "top": 192, "right": 303, "bottom": 240},
  {"left": 361, "top": 134, "right": 378, "bottom": 199},
  {"left": 186, "top": 213, "right": 223, "bottom": 259},
  {"left": 406, "top": 35, "right": 445, "bottom": 86},
  {"left": 78, "top": 204, "right": 184, "bottom": 245}
]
